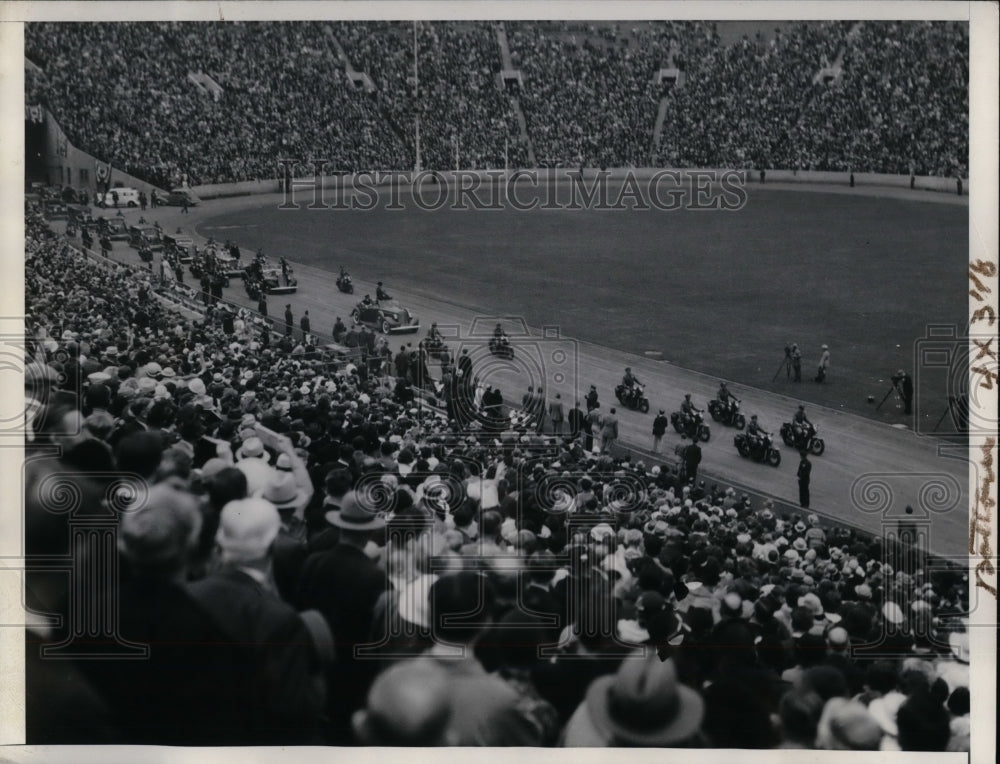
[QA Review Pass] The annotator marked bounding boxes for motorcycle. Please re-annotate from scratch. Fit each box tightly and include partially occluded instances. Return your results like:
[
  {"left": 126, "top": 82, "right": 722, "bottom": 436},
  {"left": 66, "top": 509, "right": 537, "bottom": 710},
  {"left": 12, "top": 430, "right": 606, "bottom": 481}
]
[
  {"left": 708, "top": 397, "right": 745, "bottom": 429},
  {"left": 376, "top": 286, "right": 392, "bottom": 302},
  {"left": 615, "top": 382, "right": 650, "bottom": 414},
  {"left": 734, "top": 431, "right": 781, "bottom": 467},
  {"left": 425, "top": 333, "right": 449, "bottom": 360},
  {"left": 780, "top": 421, "right": 826, "bottom": 455},
  {"left": 489, "top": 335, "right": 514, "bottom": 360},
  {"left": 670, "top": 409, "right": 711, "bottom": 442},
  {"left": 336, "top": 272, "right": 354, "bottom": 294}
]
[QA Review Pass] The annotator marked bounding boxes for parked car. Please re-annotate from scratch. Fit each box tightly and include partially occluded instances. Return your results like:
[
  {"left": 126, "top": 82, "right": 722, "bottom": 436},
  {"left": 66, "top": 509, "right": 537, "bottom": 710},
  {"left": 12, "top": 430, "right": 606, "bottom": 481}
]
[
  {"left": 102, "top": 187, "right": 141, "bottom": 208},
  {"left": 156, "top": 187, "right": 200, "bottom": 207},
  {"left": 97, "top": 217, "right": 130, "bottom": 241},
  {"left": 351, "top": 300, "right": 419, "bottom": 334},
  {"left": 43, "top": 200, "right": 69, "bottom": 220},
  {"left": 128, "top": 224, "right": 163, "bottom": 251}
]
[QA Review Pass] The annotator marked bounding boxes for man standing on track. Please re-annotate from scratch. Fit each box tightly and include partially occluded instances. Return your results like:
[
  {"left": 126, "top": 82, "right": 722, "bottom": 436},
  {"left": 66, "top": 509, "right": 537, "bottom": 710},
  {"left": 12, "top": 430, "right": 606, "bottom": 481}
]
[
  {"left": 548, "top": 393, "right": 564, "bottom": 435},
  {"left": 284, "top": 304, "right": 293, "bottom": 336},
  {"left": 815, "top": 344, "right": 830, "bottom": 383},
  {"left": 652, "top": 409, "right": 668, "bottom": 453},
  {"left": 567, "top": 400, "right": 584, "bottom": 443},
  {"left": 791, "top": 343, "right": 802, "bottom": 382},
  {"left": 599, "top": 407, "right": 619, "bottom": 454},
  {"left": 583, "top": 405, "right": 600, "bottom": 453},
  {"left": 300, "top": 310, "right": 311, "bottom": 344},
  {"left": 797, "top": 451, "right": 812, "bottom": 509},
  {"left": 682, "top": 438, "right": 701, "bottom": 485}
]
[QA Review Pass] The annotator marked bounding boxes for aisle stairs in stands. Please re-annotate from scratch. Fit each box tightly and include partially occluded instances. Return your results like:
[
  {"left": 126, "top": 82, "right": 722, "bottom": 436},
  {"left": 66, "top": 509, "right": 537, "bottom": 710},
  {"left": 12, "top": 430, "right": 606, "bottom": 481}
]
[
  {"left": 649, "top": 43, "right": 684, "bottom": 164},
  {"left": 495, "top": 23, "right": 537, "bottom": 168}
]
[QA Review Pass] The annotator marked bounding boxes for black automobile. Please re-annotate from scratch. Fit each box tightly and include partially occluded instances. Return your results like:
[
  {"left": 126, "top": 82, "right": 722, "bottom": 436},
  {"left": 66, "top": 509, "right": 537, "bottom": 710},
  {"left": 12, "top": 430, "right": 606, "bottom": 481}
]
[
  {"left": 162, "top": 233, "right": 196, "bottom": 263},
  {"left": 97, "top": 217, "right": 130, "bottom": 241},
  {"left": 351, "top": 300, "right": 419, "bottom": 334},
  {"left": 128, "top": 224, "right": 164, "bottom": 252}
]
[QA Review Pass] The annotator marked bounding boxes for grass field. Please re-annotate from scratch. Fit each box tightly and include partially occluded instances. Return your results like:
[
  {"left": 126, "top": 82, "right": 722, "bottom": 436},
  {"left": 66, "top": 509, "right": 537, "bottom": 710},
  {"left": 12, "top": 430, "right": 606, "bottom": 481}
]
[{"left": 199, "top": 183, "right": 968, "bottom": 425}]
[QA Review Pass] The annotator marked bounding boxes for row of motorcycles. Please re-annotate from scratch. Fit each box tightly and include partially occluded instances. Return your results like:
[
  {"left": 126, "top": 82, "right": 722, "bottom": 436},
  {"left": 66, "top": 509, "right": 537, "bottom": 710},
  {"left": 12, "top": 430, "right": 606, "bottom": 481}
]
[{"left": 616, "top": 381, "right": 826, "bottom": 468}]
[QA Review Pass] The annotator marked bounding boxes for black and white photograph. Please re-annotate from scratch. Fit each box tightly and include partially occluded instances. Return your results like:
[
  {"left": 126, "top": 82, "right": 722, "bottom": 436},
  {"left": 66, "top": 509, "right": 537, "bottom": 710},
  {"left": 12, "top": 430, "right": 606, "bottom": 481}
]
[{"left": 1, "top": 2, "right": 996, "bottom": 762}]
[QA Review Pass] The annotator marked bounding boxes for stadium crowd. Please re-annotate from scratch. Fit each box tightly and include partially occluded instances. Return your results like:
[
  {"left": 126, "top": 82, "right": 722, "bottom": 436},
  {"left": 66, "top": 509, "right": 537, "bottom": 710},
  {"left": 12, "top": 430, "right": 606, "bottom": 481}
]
[
  {"left": 24, "top": 204, "right": 972, "bottom": 749},
  {"left": 26, "top": 20, "right": 967, "bottom": 185}
]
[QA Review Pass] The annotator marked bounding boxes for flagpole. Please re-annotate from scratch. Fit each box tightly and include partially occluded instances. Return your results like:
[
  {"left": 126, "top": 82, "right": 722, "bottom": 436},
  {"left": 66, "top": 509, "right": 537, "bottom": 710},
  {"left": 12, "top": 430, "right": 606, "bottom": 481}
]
[{"left": 413, "top": 21, "right": 421, "bottom": 173}]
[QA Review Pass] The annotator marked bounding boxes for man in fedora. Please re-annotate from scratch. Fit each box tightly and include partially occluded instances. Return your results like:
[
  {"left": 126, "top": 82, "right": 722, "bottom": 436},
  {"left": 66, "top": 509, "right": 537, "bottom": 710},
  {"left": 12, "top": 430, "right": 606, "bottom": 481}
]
[
  {"left": 562, "top": 650, "right": 704, "bottom": 746},
  {"left": 295, "top": 490, "right": 387, "bottom": 743},
  {"left": 187, "top": 498, "right": 326, "bottom": 743}
]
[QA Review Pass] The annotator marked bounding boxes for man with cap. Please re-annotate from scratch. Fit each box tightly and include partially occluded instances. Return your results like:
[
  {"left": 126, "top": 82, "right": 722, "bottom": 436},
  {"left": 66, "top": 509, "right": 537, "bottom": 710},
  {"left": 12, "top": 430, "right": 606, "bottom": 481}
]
[
  {"left": 652, "top": 408, "right": 668, "bottom": 453},
  {"left": 295, "top": 490, "right": 388, "bottom": 743},
  {"left": 815, "top": 343, "right": 831, "bottom": 383},
  {"left": 187, "top": 498, "right": 326, "bottom": 743}
]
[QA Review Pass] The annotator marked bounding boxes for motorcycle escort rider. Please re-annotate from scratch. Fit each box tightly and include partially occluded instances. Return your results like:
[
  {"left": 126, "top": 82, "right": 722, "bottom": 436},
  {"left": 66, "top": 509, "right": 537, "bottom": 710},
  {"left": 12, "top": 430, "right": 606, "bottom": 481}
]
[
  {"left": 493, "top": 323, "right": 507, "bottom": 344},
  {"left": 717, "top": 381, "right": 736, "bottom": 415},
  {"left": 621, "top": 367, "right": 641, "bottom": 405},
  {"left": 376, "top": 282, "right": 391, "bottom": 303},
  {"left": 746, "top": 414, "right": 767, "bottom": 454},
  {"left": 792, "top": 405, "right": 814, "bottom": 444},
  {"left": 680, "top": 394, "right": 701, "bottom": 429}
]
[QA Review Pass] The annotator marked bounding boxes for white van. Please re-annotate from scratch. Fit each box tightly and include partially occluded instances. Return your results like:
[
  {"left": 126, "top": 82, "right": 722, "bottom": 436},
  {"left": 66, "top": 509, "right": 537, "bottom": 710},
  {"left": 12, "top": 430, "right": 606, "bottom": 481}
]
[{"left": 102, "top": 187, "right": 142, "bottom": 208}]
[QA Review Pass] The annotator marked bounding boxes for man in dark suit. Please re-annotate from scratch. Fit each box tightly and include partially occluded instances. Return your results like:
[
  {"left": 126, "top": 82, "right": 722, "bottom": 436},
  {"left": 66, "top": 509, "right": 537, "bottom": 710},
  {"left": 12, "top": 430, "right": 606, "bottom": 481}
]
[
  {"left": 797, "top": 451, "right": 812, "bottom": 508},
  {"left": 683, "top": 439, "right": 702, "bottom": 484},
  {"left": 284, "top": 304, "right": 294, "bottom": 336},
  {"left": 82, "top": 484, "right": 263, "bottom": 745},
  {"left": 296, "top": 491, "right": 388, "bottom": 743},
  {"left": 187, "top": 497, "right": 326, "bottom": 744},
  {"left": 567, "top": 400, "right": 585, "bottom": 442}
]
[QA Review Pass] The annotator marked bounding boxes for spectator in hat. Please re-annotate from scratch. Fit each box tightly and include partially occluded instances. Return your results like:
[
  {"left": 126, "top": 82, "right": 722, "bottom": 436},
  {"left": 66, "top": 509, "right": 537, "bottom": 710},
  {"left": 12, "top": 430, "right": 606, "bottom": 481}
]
[
  {"left": 563, "top": 650, "right": 704, "bottom": 747},
  {"left": 235, "top": 434, "right": 275, "bottom": 496},
  {"left": 187, "top": 498, "right": 326, "bottom": 743},
  {"left": 295, "top": 490, "right": 387, "bottom": 743},
  {"left": 815, "top": 697, "right": 883, "bottom": 750}
]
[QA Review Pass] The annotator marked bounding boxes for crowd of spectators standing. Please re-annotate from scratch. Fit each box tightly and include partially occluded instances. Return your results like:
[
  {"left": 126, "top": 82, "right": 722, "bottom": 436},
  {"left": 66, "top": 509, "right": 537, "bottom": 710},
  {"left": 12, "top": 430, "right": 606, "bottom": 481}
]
[
  {"left": 23, "top": 207, "right": 972, "bottom": 749},
  {"left": 26, "top": 20, "right": 967, "bottom": 185}
]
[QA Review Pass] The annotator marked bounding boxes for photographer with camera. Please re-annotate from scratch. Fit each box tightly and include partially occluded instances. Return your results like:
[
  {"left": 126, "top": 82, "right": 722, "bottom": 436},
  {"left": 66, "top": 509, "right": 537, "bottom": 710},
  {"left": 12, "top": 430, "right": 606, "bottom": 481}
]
[{"left": 891, "top": 369, "right": 915, "bottom": 415}]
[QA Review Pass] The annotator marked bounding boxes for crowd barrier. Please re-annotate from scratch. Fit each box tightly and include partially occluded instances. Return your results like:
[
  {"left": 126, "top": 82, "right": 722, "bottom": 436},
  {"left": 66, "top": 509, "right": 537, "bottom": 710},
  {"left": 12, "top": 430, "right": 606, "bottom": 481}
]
[{"left": 191, "top": 166, "right": 967, "bottom": 200}]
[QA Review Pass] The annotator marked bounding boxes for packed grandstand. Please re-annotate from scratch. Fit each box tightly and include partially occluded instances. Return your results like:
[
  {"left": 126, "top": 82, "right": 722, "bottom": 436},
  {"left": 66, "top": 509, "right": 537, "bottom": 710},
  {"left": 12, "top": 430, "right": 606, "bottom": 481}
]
[
  {"left": 25, "top": 20, "right": 968, "bottom": 186},
  {"left": 22, "top": 20, "right": 973, "bottom": 752}
]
